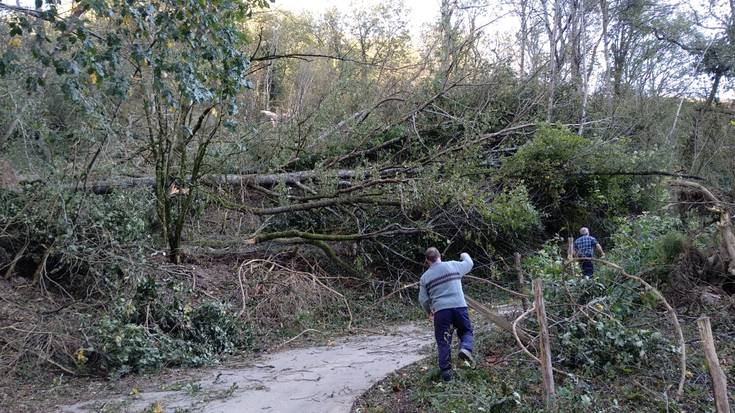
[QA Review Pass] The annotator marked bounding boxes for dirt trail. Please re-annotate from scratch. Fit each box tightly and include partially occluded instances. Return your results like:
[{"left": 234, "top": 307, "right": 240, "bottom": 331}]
[{"left": 58, "top": 324, "right": 433, "bottom": 413}]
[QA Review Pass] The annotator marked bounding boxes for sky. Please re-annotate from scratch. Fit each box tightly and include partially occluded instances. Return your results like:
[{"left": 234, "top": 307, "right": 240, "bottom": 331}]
[{"left": 272, "top": 0, "right": 442, "bottom": 36}]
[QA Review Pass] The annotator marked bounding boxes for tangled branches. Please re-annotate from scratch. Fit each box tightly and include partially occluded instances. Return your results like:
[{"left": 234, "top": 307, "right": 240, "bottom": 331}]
[
  {"left": 235, "top": 257, "right": 354, "bottom": 334},
  {"left": 503, "top": 256, "right": 688, "bottom": 406}
]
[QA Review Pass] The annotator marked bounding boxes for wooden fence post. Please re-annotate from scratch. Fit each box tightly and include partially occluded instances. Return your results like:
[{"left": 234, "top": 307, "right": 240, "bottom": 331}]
[
  {"left": 698, "top": 317, "right": 731, "bottom": 413},
  {"left": 566, "top": 237, "right": 576, "bottom": 277},
  {"left": 515, "top": 252, "right": 529, "bottom": 311},
  {"left": 533, "top": 279, "right": 556, "bottom": 409}
]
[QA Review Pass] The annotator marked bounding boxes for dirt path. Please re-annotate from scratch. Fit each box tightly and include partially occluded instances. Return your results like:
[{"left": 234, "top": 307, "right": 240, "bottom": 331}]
[{"left": 58, "top": 324, "right": 433, "bottom": 413}]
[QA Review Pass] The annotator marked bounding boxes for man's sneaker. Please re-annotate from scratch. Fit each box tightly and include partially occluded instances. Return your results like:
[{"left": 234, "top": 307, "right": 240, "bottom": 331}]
[
  {"left": 440, "top": 370, "right": 452, "bottom": 382},
  {"left": 458, "top": 348, "right": 475, "bottom": 368}
]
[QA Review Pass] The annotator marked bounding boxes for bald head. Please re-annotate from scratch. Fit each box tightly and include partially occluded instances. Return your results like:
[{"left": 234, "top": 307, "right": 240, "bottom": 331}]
[
  {"left": 580, "top": 227, "right": 589, "bottom": 235},
  {"left": 425, "top": 247, "right": 441, "bottom": 264}
]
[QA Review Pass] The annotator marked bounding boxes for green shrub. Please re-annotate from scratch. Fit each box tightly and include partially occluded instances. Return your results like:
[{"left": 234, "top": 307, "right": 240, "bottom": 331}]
[
  {"left": 607, "top": 213, "right": 686, "bottom": 280},
  {"left": 0, "top": 185, "right": 153, "bottom": 294},
  {"left": 653, "top": 231, "right": 687, "bottom": 264},
  {"left": 524, "top": 242, "right": 674, "bottom": 375},
  {"left": 85, "top": 277, "right": 252, "bottom": 377},
  {"left": 558, "top": 316, "right": 667, "bottom": 374},
  {"left": 484, "top": 185, "right": 541, "bottom": 234},
  {"left": 94, "top": 317, "right": 168, "bottom": 376},
  {"left": 500, "top": 124, "right": 652, "bottom": 232}
]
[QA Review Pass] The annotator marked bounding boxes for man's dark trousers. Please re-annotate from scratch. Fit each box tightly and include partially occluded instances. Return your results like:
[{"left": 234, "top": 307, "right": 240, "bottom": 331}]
[
  {"left": 434, "top": 307, "right": 473, "bottom": 373},
  {"left": 581, "top": 259, "right": 594, "bottom": 278}
]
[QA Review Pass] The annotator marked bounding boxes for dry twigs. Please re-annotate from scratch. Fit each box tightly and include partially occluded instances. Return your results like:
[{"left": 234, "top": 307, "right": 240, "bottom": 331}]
[{"left": 235, "top": 258, "right": 354, "bottom": 329}]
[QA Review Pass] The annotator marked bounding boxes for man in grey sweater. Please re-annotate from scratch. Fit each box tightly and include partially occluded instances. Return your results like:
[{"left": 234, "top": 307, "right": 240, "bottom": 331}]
[{"left": 419, "top": 247, "right": 475, "bottom": 382}]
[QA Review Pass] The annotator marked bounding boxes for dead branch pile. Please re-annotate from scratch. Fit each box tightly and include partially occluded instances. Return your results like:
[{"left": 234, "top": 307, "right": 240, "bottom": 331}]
[
  {"left": 235, "top": 257, "right": 354, "bottom": 333},
  {"left": 0, "top": 279, "right": 83, "bottom": 379}
]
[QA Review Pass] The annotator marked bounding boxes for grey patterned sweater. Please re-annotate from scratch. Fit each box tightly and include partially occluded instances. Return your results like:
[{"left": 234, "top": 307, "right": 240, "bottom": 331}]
[{"left": 418, "top": 253, "right": 474, "bottom": 314}]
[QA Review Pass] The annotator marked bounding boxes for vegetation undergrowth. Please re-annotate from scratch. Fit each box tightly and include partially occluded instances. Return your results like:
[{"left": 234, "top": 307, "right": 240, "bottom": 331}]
[{"left": 354, "top": 212, "right": 735, "bottom": 412}]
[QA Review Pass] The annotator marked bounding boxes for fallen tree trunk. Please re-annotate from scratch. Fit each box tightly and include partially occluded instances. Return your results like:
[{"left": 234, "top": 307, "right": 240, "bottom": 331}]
[{"left": 16, "top": 168, "right": 416, "bottom": 195}]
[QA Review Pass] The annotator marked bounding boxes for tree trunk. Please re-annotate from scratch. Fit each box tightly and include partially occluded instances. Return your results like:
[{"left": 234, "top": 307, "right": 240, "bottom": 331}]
[
  {"left": 705, "top": 72, "right": 722, "bottom": 108},
  {"left": 29, "top": 168, "right": 415, "bottom": 195},
  {"left": 546, "top": 0, "right": 564, "bottom": 122},
  {"left": 440, "top": 0, "right": 456, "bottom": 74},
  {"left": 518, "top": 0, "right": 528, "bottom": 77},
  {"left": 600, "top": 0, "right": 610, "bottom": 94}
]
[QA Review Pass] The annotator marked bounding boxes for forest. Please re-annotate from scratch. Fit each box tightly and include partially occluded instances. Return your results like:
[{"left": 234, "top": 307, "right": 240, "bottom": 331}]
[{"left": 0, "top": 0, "right": 734, "bottom": 411}]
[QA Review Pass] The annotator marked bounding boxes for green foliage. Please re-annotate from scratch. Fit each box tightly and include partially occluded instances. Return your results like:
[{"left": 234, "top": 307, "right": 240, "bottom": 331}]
[
  {"left": 0, "top": 186, "right": 152, "bottom": 292},
  {"left": 500, "top": 124, "right": 652, "bottom": 232},
  {"left": 558, "top": 303, "right": 668, "bottom": 374},
  {"left": 2, "top": 0, "right": 271, "bottom": 263},
  {"left": 86, "top": 276, "right": 252, "bottom": 377},
  {"left": 3, "top": 0, "right": 269, "bottom": 103},
  {"left": 525, "top": 243, "right": 674, "bottom": 375},
  {"left": 523, "top": 239, "right": 566, "bottom": 279},
  {"left": 608, "top": 213, "right": 684, "bottom": 277},
  {"left": 501, "top": 125, "right": 589, "bottom": 207},
  {"left": 0, "top": 185, "right": 151, "bottom": 246},
  {"left": 484, "top": 185, "right": 540, "bottom": 234}
]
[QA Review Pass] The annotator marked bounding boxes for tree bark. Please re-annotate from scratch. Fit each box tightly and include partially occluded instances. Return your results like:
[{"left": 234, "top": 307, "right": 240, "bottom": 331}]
[
  {"left": 599, "top": 0, "right": 611, "bottom": 94},
  {"left": 705, "top": 72, "right": 722, "bottom": 108},
  {"left": 20, "top": 167, "right": 414, "bottom": 195}
]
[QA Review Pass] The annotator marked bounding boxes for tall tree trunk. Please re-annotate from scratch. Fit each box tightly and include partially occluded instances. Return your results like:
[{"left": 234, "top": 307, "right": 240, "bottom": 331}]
[
  {"left": 599, "top": 0, "right": 611, "bottom": 94},
  {"left": 579, "top": 15, "right": 603, "bottom": 135},
  {"left": 705, "top": 72, "right": 722, "bottom": 108},
  {"left": 545, "top": 0, "right": 563, "bottom": 121},
  {"left": 569, "top": 0, "right": 582, "bottom": 84},
  {"left": 440, "top": 0, "right": 456, "bottom": 74},
  {"left": 518, "top": 0, "right": 529, "bottom": 77}
]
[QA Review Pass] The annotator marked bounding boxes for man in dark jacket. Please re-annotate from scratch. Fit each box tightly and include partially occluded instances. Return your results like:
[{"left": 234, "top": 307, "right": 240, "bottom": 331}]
[{"left": 574, "top": 227, "right": 605, "bottom": 278}]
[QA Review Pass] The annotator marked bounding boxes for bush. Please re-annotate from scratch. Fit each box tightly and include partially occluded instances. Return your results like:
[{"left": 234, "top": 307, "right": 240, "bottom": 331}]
[
  {"left": 83, "top": 276, "right": 253, "bottom": 377},
  {"left": 500, "top": 124, "right": 651, "bottom": 232},
  {"left": 484, "top": 185, "right": 541, "bottom": 234},
  {"left": 524, "top": 242, "right": 675, "bottom": 375},
  {"left": 0, "top": 185, "right": 153, "bottom": 295},
  {"left": 558, "top": 311, "right": 667, "bottom": 374},
  {"left": 607, "top": 213, "right": 685, "bottom": 281}
]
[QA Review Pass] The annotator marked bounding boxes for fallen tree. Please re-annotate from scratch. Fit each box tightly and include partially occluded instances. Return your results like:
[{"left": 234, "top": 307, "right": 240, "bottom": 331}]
[{"left": 11, "top": 168, "right": 417, "bottom": 195}]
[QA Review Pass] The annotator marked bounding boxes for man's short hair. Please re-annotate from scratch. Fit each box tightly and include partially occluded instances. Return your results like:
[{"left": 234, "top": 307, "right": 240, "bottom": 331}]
[
  {"left": 425, "top": 247, "right": 441, "bottom": 263},
  {"left": 580, "top": 227, "right": 589, "bottom": 235}
]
